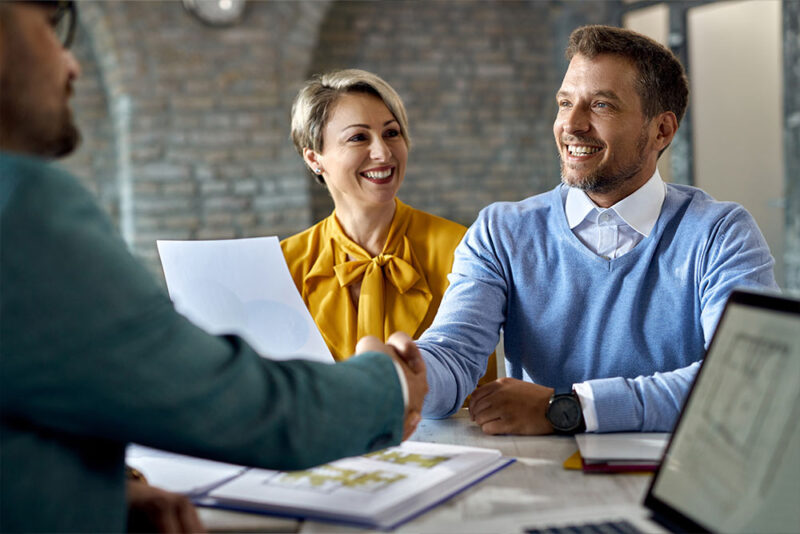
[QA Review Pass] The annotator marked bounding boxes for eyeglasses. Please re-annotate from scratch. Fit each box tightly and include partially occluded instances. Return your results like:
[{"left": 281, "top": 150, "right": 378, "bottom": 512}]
[
  {"left": 23, "top": 0, "right": 77, "bottom": 49},
  {"left": 51, "top": 0, "right": 77, "bottom": 49}
]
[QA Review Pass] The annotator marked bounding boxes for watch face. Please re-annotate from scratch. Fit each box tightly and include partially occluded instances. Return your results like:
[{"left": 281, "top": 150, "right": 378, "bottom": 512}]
[{"left": 548, "top": 396, "right": 581, "bottom": 431}]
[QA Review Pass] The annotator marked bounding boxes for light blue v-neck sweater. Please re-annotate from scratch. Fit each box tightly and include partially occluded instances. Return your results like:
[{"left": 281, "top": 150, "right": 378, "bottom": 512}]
[{"left": 418, "top": 183, "right": 777, "bottom": 432}]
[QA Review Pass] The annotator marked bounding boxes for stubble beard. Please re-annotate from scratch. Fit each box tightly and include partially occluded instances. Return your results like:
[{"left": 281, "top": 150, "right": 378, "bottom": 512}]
[
  {"left": 559, "top": 126, "right": 649, "bottom": 195},
  {"left": 49, "top": 108, "right": 81, "bottom": 158},
  {"left": 0, "top": 88, "right": 80, "bottom": 159}
]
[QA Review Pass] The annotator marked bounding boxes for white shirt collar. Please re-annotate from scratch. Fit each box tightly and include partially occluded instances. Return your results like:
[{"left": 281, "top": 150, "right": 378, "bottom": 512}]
[{"left": 564, "top": 169, "right": 666, "bottom": 237}]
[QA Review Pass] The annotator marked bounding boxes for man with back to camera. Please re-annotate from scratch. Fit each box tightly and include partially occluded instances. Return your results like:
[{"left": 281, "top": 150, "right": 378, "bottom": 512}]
[
  {"left": 386, "top": 25, "right": 777, "bottom": 435},
  {"left": 0, "top": 1, "right": 427, "bottom": 532}
]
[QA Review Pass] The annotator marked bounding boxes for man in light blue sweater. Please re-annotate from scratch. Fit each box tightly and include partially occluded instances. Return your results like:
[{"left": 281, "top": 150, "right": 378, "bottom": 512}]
[{"left": 408, "top": 25, "right": 777, "bottom": 434}]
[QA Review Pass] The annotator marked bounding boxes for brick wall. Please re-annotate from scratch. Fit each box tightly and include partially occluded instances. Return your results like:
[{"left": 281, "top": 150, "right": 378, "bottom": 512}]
[
  {"left": 62, "top": 0, "right": 617, "bottom": 278},
  {"left": 63, "top": 0, "right": 334, "bottom": 274},
  {"left": 306, "top": 1, "right": 618, "bottom": 223}
]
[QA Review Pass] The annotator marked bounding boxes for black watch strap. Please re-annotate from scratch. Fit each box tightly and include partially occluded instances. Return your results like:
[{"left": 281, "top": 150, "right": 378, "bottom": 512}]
[{"left": 571, "top": 390, "right": 586, "bottom": 433}]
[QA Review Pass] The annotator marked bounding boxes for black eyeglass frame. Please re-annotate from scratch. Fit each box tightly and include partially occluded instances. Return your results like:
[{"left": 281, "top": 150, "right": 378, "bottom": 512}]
[
  {"left": 21, "top": 0, "right": 77, "bottom": 49},
  {"left": 51, "top": 0, "right": 77, "bottom": 50}
]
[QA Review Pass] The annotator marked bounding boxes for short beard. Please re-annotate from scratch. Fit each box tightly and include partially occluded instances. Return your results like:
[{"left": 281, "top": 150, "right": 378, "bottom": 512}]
[
  {"left": 560, "top": 126, "right": 649, "bottom": 194},
  {"left": 49, "top": 116, "right": 81, "bottom": 158},
  {"left": 0, "top": 99, "right": 81, "bottom": 159}
]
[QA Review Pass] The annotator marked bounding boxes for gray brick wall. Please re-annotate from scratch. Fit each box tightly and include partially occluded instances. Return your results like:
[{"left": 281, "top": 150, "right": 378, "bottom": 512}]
[
  {"left": 63, "top": 0, "right": 332, "bottom": 275},
  {"left": 306, "top": 0, "right": 619, "bottom": 224},
  {"left": 57, "top": 1, "right": 800, "bottom": 290},
  {"left": 59, "top": 0, "right": 620, "bottom": 279}
]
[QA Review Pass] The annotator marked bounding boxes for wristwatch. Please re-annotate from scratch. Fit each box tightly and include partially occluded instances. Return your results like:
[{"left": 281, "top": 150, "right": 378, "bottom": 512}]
[{"left": 546, "top": 387, "right": 586, "bottom": 434}]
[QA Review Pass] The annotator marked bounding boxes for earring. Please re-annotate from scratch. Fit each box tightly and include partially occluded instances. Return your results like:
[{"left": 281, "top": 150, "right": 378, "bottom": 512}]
[{"left": 314, "top": 168, "right": 322, "bottom": 175}]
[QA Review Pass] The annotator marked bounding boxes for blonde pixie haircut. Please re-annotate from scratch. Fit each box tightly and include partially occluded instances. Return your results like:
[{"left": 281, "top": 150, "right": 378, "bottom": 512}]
[{"left": 290, "top": 69, "right": 411, "bottom": 184}]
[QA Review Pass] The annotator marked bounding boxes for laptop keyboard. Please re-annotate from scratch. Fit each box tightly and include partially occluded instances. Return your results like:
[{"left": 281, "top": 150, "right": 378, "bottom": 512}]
[{"left": 525, "top": 519, "right": 643, "bottom": 534}]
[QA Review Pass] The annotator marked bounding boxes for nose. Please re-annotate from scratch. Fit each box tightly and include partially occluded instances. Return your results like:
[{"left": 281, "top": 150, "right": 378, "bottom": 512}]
[
  {"left": 369, "top": 137, "right": 391, "bottom": 162},
  {"left": 64, "top": 49, "right": 82, "bottom": 80},
  {"left": 560, "top": 104, "right": 590, "bottom": 135}
]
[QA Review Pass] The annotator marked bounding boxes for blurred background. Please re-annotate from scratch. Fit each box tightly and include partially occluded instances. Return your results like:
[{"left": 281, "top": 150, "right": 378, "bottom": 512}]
[{"left": 61, "top": 0, "right": 799, "bottom": 292}]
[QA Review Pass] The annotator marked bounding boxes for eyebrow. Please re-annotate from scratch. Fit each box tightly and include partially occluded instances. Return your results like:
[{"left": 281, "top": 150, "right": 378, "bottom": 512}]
[
  {"left": 592, "top": 90, "right": 622, "bottom": 102},
  {"left": 341, "top": 119, "right": 398, "bottom": 132},
  {"left": 556, "top": 89, "right": 623, "bottom": 103}
]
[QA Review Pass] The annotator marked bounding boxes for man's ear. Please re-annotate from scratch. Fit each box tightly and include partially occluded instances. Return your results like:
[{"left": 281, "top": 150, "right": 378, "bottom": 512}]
[
  {"left": 653, "top": 111, "right": 678, "bottom": 153},
  {"left": 302, "top": 147, "right": 323, "bottom": 174}
]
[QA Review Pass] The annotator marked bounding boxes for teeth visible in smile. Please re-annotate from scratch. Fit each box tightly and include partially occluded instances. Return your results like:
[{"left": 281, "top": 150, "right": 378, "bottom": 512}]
[
  {"left": 364, "top": 169, "right": 392, "bottom": 179},
  {"left": 568, "top": 145, "right": 601, "bottom": 156}
]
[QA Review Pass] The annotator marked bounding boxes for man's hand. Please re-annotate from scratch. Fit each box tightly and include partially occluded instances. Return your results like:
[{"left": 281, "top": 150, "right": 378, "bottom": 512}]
[
  {"left": 126, "top": 479, "right": 206, "bottom": 533},
  {"left": 468, "top": 377, "right": 555, "bottom": 435},
  {"left": 356, "top": 332, "right": 428, "bottom": 440}
]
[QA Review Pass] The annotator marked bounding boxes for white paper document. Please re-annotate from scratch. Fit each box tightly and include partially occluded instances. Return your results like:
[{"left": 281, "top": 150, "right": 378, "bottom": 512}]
[
  {"left": 126, "top": 445, "right": 247, "bottom": 496},
  {"left": 157, "top": 236, "right": 332, "bottom": 363}
]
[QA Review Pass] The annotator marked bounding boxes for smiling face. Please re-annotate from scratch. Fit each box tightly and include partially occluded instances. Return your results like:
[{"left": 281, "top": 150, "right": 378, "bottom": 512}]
[
  {"left": 0, "top": 2, "right": 81, "bottom": 158},
  {"left": 553, "top": 53, "right": 663, "bottom": 207},
  {"left": 304, "top": 92, "right": 408, "bottom": 215}
]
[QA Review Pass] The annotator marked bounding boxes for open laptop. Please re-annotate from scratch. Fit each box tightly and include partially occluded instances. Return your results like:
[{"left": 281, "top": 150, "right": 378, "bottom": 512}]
[{"left": 523, "top": 289, "right": 800, "bottom": 533}]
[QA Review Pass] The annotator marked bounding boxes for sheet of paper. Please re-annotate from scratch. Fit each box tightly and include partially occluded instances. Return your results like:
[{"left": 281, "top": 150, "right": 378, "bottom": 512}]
[
  {"left": 126, "top": 445, "right": 247, "bottom": 496},
  {"left": 157, "top": 236, "right": 333, "bottom": 363},
  {"left": 575, "top": 432, "right": 669, "bottom": 463}
]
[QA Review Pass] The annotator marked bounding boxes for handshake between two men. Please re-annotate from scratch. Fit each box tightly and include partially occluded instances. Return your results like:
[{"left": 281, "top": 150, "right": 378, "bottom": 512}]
[
  {"left": 356, "top": 333, "right": 428, "bottom": 440},
  {"left": 356, "top": 332, "right": 559, "bottom": 439}
]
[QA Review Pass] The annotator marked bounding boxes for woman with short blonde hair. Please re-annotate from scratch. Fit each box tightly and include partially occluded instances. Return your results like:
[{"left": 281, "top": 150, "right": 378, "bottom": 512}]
[
  {"left": 290, "top": 69, "right": 411, "bottom": 179},
  {"left": 282, "top": 69, "right": 496, "bottom": 387}
]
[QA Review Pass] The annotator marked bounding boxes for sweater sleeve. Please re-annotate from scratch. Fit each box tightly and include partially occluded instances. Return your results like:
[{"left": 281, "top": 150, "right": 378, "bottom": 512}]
[
  {"left": 417, "top": 207, "right": 507, "bottom": 417},
  {"left": 587, "top": 205, "right": 778, "bottom": 433},
  {"left": 0, "top": 158, "right": 404, "bottom": 469}
]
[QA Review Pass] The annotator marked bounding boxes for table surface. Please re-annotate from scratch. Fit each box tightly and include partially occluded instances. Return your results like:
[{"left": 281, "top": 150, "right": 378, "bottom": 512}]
[{"left": 203, "top": 410, "right": 653, "bottom": 533}]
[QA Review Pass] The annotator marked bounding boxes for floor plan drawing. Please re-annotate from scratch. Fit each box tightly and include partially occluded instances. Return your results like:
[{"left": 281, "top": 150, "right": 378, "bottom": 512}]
[{"left": 268, "top": 465, "right": 406, "bottom": 494}]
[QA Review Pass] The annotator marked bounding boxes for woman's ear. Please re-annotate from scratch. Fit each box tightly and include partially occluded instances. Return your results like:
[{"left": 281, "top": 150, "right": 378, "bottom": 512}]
[{"left": 303, "top": 148, "right": 323, "bottom": 175}]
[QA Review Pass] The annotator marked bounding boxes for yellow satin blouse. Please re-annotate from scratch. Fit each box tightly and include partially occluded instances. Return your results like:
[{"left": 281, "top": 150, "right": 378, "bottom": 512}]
[{"left": 281, "top": 199, "right": 466, "bottom": 362}]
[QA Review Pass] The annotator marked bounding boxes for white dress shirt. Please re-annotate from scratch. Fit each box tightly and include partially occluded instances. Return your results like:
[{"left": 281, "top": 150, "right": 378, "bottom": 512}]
[{"left": 566, "top": 170, "right": 666, "bottom": 431}]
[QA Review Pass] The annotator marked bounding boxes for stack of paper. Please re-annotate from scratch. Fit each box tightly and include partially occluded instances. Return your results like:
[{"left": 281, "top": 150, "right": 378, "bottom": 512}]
[{"left": 574, "top": 433, "right": 670, "bottom": 473}]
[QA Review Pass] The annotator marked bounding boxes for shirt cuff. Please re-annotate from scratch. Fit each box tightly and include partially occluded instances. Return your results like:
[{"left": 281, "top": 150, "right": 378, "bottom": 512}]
[
  {"left": 391, "top": 359, "right": 409, "bottom": 410},
  {"left": 573, "top": 381, "right": 599, "bottom": 432}
]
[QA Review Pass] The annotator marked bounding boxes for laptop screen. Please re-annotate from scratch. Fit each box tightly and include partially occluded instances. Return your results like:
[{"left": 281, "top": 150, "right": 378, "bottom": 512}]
[{"left": 645, "top": 290, "right": 800, "bottom": 533}]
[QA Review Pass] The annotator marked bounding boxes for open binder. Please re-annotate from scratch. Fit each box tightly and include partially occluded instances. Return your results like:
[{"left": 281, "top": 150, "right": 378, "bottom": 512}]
[{"left": 128, "top": 440, "right": 513, "bottom": 530}]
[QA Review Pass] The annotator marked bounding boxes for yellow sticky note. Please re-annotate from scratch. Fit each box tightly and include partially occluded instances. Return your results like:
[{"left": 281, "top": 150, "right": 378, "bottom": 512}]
[{"left": 563, "top": 450, "right": 582, "bottom": 470}]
